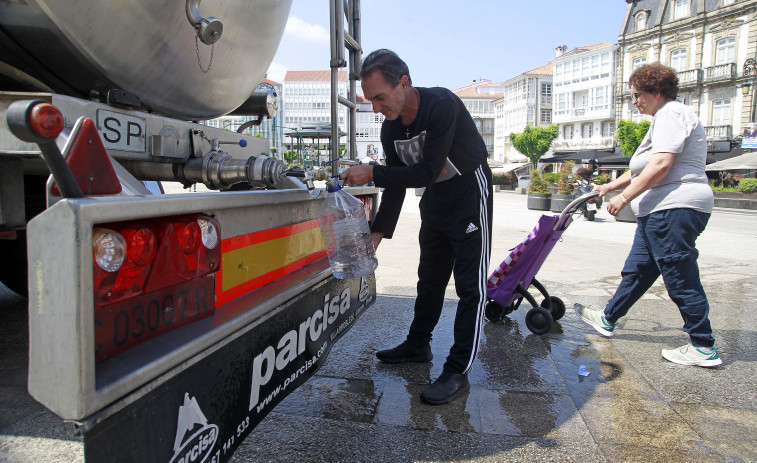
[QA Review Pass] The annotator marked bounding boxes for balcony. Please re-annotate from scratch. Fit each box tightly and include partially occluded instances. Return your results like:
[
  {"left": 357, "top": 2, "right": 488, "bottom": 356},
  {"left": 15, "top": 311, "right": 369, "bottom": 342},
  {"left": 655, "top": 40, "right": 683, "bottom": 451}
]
[
  {"left": 704, "top": 125, "right": 731, "bottom": 141},
  {"left": 677, "top": 69, "right": 702, "bottom": 88},
  {"left": 551, "top": 136, "right": 616, "bottom": 152},
  {"left": 705, "top": 63, "right": 737, "bottom": 83}
]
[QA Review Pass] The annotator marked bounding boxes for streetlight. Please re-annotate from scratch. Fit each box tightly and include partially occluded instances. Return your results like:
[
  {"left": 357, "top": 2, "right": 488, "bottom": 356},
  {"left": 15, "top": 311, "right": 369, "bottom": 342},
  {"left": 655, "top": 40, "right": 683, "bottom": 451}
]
[{"left": 742, "top": 58, "right": 757, "bottom": 122}]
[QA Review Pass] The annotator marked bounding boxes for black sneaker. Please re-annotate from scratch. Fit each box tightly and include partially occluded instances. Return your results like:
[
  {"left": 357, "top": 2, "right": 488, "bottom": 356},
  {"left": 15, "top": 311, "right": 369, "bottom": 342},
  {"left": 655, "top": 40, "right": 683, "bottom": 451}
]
[
  {"left": 376, "top": 341, "right": 432, "bottom": 364},
  {"left": 420, "top": 370, "right": 470, "bottom": 405}
]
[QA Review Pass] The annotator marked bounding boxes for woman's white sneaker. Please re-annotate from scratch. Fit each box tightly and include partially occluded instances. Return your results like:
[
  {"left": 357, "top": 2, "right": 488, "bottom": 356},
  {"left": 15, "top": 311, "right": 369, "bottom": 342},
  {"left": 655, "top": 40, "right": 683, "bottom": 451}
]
[
  {"left": 661, "top": 344, "right": 722, "bottom": 367},
  {"left": 574, "top": 305, "right": 616, "bottom": 337}
]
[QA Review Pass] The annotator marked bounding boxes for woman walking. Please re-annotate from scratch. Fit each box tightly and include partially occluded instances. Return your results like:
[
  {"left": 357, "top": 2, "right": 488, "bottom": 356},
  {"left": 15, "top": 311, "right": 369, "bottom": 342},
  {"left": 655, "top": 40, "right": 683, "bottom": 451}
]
[{"left": 575, "top": 63, "right": 721, "bottom": 367}]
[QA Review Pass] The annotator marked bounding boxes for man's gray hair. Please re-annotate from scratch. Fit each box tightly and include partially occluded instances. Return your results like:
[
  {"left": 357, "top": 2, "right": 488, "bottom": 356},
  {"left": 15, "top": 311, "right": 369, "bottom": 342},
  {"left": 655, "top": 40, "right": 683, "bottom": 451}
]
[{"left": 359, "top": 49, "right": 412, "bottom": 87}]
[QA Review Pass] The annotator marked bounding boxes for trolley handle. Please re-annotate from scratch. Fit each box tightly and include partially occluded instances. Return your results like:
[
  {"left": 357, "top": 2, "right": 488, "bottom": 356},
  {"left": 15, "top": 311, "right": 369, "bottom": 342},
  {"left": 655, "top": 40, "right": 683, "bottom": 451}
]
[{"left": 554, "top": 191, "right": 600, "bottom": 230}]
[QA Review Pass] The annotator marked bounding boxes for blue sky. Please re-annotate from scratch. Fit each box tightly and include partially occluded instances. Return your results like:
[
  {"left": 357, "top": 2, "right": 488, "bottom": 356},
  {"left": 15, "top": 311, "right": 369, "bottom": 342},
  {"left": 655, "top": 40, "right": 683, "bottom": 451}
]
[{"left": 268, "top": 0, "right": 630, "bottom": 91}]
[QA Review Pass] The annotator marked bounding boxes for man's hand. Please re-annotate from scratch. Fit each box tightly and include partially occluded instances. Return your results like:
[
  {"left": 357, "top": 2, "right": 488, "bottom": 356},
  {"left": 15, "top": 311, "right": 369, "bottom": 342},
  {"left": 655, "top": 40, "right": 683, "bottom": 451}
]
[
  {"left": 340, "top": 165, "right": 374, "bottom": 186},
  {"left": 371, "top": 232, "right": 383, "bottom": 250}
]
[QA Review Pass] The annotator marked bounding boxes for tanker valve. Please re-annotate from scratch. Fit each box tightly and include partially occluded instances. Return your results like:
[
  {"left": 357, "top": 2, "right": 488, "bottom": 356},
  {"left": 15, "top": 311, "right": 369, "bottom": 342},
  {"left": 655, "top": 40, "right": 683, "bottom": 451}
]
[
  {"left": 186, "top": 0, "right": 223, "bottom": 45},
  {"left": 282, "top": 168, "right": 330, "bottom": 190}
]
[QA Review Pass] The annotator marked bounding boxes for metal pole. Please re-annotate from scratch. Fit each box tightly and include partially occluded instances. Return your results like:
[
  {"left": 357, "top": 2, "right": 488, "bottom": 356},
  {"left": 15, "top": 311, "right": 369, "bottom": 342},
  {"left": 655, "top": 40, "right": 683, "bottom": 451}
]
[
  {"left": 329, "top": 0, "right": 342, "bottom": 165},
  {"left": 348, "top": 0, "right": 361, "bottom": 160}
]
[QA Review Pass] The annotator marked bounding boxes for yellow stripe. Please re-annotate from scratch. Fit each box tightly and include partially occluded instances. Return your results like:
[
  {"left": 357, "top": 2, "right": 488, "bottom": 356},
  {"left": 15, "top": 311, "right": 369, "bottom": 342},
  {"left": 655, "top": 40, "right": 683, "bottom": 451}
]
[{"left": 221, "top": 227, "right": 325, "bottom": 292}]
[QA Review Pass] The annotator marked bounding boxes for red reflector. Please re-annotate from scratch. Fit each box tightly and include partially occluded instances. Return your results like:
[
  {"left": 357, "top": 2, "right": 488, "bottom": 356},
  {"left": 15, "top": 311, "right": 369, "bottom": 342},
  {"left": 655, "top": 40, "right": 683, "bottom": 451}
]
[
  {"left": 29, "top": 103, "right": 64, "bottom": 138},
  {"left": 52, "top": 118, "right": 122, "bottom": 196}
]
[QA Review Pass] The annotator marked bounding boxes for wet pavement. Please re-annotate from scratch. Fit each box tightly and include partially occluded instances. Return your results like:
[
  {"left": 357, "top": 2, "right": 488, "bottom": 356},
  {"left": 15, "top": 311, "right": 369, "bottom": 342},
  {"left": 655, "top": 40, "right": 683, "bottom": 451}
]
[{"left": 2, "top": 190, "right": 757, "bottom": 462}]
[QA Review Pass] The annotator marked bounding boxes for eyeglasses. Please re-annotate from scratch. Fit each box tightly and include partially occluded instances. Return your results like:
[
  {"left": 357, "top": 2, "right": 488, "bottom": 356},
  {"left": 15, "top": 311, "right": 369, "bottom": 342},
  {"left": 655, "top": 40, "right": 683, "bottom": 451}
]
[{"left": 631, "top": 92, "right": 642, "bottom": 102}]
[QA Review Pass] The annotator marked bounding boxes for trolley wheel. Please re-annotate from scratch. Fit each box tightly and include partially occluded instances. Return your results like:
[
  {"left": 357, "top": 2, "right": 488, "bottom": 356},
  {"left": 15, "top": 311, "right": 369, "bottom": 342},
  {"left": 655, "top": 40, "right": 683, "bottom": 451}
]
[
  {"left": 525, "top": 307, "right": 553, "bottom": 335},
  {"left": 485, "top": 300, "right": 506, "bottom": 322},
  {"left": 586, "top": 210, "right": 596, "bottom": 221},
  {"left": 541, "top": 296, "right": 566, "bottom": 321}
]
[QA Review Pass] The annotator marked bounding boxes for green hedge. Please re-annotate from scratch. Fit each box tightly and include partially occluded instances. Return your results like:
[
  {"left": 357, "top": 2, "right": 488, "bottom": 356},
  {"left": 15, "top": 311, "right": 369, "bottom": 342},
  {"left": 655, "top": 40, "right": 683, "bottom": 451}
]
[
  {"left": 738, "top": 178, "right": 757, "bottom": 193},
  {"left": 543, "top": 172, "right": 559, "bottom": 185},
  {"left": 491, "top": 173, "right": 511, "bottom": 185}
]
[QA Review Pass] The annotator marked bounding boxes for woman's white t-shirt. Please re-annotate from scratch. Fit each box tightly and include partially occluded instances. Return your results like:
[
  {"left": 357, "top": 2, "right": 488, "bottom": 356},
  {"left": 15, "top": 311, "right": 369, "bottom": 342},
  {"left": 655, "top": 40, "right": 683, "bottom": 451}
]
[{"left": 628, "top": 100, "right": 714, "bottom": 217}]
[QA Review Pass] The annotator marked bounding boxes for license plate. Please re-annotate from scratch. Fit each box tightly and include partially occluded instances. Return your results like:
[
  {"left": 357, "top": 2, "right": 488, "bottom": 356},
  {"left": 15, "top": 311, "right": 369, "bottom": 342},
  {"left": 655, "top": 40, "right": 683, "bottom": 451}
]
[
  {"left": 94, "top": 276, "right": 215, "bottom": 363},
  {"left": 587, "top": 202, "right": 597, "bottom": 211},
  {"left": 96, "top": 109, "right": 146, "bottom": 152}
]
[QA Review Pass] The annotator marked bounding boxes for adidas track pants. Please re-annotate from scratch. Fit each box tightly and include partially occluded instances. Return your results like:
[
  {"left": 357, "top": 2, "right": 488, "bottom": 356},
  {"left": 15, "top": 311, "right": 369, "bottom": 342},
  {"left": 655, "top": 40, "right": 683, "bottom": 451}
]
[{"left": 407, "top": 164, "right": 492, "bottom": 374}]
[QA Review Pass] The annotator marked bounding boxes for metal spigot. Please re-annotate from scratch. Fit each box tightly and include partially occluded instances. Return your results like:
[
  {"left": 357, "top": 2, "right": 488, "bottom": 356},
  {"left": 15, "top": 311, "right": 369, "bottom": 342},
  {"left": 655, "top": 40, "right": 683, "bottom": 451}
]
[{"left": 281, "top": 167, "right": 330, "bottom": 191}]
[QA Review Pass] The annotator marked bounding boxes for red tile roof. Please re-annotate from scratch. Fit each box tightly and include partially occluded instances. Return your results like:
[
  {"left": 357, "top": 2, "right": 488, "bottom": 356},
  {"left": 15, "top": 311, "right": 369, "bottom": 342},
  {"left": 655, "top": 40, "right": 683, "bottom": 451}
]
[
  {"left": 453, "top": 80, "right": 504, "bottom": 99},
  {"left": 284, "top": 70, "right": 348, "bottom": 82},
  {"left": 559, "top": 43, "right": 615, "bottom": 58},
  {"left": 454, "top": 86, "right": 504, "bottom": 99},
  {"left": 524, "top": 63, "right": 553, "bottom": 75}
]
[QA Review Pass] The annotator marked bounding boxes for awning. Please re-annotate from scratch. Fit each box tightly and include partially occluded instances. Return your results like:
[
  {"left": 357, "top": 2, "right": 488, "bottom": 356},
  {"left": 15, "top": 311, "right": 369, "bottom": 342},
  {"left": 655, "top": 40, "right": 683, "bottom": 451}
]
[
  {"left": 705, "top": 151, "right": 757, "bottom": 171},
  {"left": 706, "top": 147, "right": 741, "bottom": 165},
  {"left": 284, "top": 124, "right": 346, "bottom": 139},
  {"left": 540, "top": 150, "right": 630, "bottom": 165},
  {"left": 492, "top": 162, "right": 529, "bottom": 174}
]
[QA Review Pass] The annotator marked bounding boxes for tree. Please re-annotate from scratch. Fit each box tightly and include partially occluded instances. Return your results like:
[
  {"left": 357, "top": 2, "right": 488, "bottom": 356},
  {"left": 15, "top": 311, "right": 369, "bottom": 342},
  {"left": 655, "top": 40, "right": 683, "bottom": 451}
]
[
  {"left": 616, "top": 120, "right": 651, "bottom": 156},
  {"left": 510, "top": 124, "right": 558, "bottom": 166},
  {"left": 283, "top": 150, "right": 298, "bottom": 164}
]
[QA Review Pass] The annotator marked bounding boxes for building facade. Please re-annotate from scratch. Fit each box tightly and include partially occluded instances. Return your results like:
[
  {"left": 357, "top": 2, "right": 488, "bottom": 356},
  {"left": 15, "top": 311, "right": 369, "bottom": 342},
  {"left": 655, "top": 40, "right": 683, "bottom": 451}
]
[
  {"left": 618, "top": 0, "right": 757, "bottom": 154},
  {"left": 493, "top": 64, "right": 553, "bottom": 164},
  {"left": 354, "top": 95, "right": 385, "bottom": 162},
  {"left": 280, "top": 70, "right": 348, "bottom": 160},
  {"left": 453, "top": 79, "right": 503, "bottom": 159},
  {"left": 551, "top": 43, "right": 619, "bottom": 153}
]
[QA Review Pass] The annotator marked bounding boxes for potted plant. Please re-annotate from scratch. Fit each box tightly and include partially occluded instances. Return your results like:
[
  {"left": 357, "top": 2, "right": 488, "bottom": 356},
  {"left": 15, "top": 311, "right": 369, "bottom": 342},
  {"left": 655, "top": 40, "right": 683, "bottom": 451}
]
[
  {"left": 543, "top": 172, "right": 559, "bottom": 194},
  {"left": 527, "top": 169, "right": 551, "bottom": 210},
  {"left": 550, "top": 162, "right": 574, "bottom": 212}
]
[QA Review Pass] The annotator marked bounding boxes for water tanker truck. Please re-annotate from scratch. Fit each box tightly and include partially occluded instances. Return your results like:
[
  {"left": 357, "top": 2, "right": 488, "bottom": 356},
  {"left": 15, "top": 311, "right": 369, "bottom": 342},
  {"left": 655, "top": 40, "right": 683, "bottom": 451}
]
[{"left": 0, "top": 1, "right": 374, "bottom": 461}]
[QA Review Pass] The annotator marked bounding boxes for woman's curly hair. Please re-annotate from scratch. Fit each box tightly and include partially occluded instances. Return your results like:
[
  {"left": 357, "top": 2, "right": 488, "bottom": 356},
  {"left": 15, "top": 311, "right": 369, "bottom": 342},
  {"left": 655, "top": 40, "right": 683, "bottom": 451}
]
[{"left": 629, "top": 63, "right": 679, "bottom": 100}]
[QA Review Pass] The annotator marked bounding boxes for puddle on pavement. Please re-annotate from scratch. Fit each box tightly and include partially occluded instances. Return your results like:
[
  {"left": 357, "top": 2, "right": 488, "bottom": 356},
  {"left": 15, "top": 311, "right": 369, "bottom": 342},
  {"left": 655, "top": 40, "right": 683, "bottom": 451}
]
[{"left": 272, "top": 293, "right": 739, "bottom": 455}]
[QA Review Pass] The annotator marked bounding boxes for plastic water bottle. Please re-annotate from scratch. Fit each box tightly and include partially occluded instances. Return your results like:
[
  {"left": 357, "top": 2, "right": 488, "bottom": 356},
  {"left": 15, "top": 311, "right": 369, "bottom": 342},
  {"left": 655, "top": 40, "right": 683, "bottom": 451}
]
[{"left": 317, "top": 182, "right": 378, "bottom": 279}]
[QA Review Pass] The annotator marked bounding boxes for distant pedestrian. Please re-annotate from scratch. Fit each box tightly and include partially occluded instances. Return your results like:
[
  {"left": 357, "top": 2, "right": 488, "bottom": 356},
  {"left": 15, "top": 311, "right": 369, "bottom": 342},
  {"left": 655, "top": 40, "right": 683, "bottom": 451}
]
[
  {"left": 340, "top": 49, "right": 492, "bottom": 403},
  {"left": 575, "top": 63, "right": 721, "bottom": 367}
]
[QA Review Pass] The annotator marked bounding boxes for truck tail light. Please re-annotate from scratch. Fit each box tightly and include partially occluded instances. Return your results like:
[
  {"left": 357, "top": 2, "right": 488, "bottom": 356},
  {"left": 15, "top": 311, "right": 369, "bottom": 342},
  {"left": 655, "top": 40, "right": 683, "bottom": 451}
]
[
  {"left": 177, "top": 220, "right": 201, "bottom": 254},
  {"left": 29, "top": 103, "right": 65, "bottom": 138},
  {"left": 93, "top": 214, "right": 220, "bottom": 307},
  {"left": 198, "top": 218, "right": 219, "bottom": 249},
  {"left": 93, "top": 228, "right": 127, "bottom": 273},
  {"left": 125, "top": 228, "right": 157, "bottom": 266}
]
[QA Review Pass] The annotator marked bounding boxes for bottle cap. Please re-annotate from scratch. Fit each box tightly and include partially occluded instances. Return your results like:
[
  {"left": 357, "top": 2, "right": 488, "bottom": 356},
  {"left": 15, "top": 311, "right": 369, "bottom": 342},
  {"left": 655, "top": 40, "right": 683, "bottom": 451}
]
[{"left": 327, "top": 176, "right": 345, "bottom": 192}]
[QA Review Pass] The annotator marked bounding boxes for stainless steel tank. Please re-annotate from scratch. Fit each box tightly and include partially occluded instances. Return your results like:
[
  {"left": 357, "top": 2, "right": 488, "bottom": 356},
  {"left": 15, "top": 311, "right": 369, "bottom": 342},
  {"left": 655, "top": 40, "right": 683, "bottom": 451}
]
[{"left": 0, "top": 0, "right": 292, "bottom": 120}]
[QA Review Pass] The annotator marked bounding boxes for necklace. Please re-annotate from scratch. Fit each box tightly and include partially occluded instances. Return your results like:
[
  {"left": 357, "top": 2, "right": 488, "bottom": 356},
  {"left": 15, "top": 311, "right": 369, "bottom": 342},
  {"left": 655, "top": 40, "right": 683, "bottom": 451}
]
[{"left": 405, "top": 88, "right": 420, "bottom": 139}]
